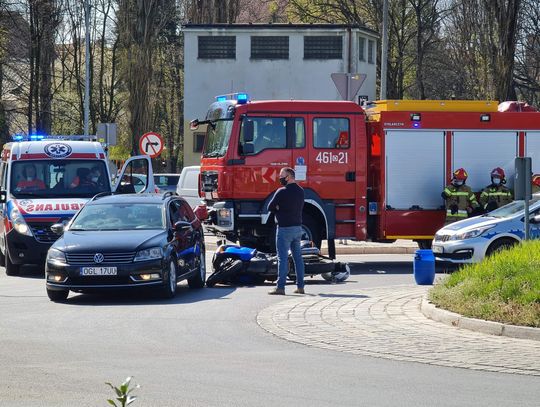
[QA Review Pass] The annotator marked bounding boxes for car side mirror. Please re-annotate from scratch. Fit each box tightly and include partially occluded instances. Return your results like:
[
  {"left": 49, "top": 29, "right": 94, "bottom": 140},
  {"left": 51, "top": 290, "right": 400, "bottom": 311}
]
[
  {"left": 50, "top": 223, "right": 65, "bottom": 235},
  {"left": 194, "top": 205, "right": 208, "bottom": 220},
  {"left": 242, "top": 142, "right": 254, "bottom": 155},
  {"left": 0, "top": 191, "right": 6, "bottom": 204},
  {"left": 190, "top": 119, "right": 199, "bottom": 130},
  {"left": 243, "top": 120, "right": 254, "bottom": 142}
]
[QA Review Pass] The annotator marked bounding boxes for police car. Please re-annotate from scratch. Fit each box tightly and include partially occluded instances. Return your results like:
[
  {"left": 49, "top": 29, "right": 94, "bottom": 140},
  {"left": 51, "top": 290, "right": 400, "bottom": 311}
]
[
  {"left": 432, "top": 198, "right": 540, "bottom": 264},
  {"left": 0, "top": 135, "right": 155, "bottom": 275}
]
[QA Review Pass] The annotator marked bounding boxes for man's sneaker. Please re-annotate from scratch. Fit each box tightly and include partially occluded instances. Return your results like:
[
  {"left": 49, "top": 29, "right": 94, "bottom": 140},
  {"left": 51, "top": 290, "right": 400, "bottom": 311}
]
[
  {"left": 294, "top": 288, "right": 305, "bottom": 294},
  {"left": 268, "top": 288, "right": 285, "bottom": 295}
]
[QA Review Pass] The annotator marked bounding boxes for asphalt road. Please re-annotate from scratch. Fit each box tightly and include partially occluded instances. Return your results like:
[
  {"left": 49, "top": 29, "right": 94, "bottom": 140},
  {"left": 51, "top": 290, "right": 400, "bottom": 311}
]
[{"left": 0, "top": 254, "right": 538, "bottom": 407}]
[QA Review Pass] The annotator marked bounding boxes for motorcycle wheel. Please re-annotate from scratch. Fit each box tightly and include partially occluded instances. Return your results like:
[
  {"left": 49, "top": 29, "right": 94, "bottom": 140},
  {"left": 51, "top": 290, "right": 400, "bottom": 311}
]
[{"left": 206, "top": 258, "right": 243, "bottom": 287}]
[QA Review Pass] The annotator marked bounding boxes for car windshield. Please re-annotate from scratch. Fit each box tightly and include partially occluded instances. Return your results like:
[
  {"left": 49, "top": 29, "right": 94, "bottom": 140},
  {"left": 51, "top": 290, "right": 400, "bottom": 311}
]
[
  {"left": 487, "top": 198, "right": 540, "bottom": 218},
  {"left": 154, "top": 175, "right": 180, "bottom": 188},
  {"left": 202, "top": 119, "right": 234, "bottom": 158},
  {"left": 10, "top": 160, "right": 110, "bottom": 198},
  {"left": 70, "top": 203, "right": 164, "bottom": 231}
]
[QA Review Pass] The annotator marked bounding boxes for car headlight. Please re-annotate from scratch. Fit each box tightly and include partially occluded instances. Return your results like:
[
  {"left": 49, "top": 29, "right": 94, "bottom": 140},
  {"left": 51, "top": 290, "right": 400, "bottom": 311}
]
[
  {"left": 47, "top": 248, "right": 67, "bottom": 265},
  {"left": 134, "top": 247, "right": 163, "bottom": 262},
  {"left": 10, "top": 206, "right": 32, "bottom": 236},
  {"left": 451, "top": 225, "right": 495, "bottom": 241}
]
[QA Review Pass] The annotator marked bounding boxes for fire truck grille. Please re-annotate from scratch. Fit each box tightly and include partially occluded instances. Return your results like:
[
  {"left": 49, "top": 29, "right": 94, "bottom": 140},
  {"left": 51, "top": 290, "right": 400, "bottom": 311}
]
[
  {"left": 434, "top": 234, "right": 451, "bottom": 242},
  {"left": 66, "top": 252, "right": 136, "bottom": 265},
  {"left": 30, "top": 223, "right": 60, "bottom": 243}
]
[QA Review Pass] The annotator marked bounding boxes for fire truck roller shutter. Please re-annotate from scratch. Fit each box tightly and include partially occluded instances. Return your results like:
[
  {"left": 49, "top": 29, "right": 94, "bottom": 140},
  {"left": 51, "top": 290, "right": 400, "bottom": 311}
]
[
  {"left": 525, "top": 131, "right": 540, "bottom": 176},
  {"left": 385, "top": 130, "right": 445, "bottom": 210},
  {"left": 452, "top": 131, "right": 517, "bottom": 192}
]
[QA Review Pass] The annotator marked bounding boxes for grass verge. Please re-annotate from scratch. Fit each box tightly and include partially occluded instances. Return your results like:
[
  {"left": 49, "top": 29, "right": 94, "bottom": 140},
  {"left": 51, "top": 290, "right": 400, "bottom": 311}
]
[{"left": 429, "top": 240, "right": 540, "bottom": 327}]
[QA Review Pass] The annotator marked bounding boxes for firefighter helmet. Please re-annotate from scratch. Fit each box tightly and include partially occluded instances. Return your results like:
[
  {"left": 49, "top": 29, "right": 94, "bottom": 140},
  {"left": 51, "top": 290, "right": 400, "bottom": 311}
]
[
  {"left": 490, "top": 167, "right": 506, "bottom": 181},
  {"left": 533, "top": 174, "right": 540, "bottom": 187},
  {"left": 452, "top": 168, "right": 468, "bottom": 181}
]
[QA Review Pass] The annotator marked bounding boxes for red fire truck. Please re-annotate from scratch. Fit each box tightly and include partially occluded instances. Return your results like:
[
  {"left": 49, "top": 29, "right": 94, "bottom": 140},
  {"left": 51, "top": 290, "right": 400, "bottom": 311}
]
[{"left": 193, "top": 94, "right": 540, "bottom": 256}]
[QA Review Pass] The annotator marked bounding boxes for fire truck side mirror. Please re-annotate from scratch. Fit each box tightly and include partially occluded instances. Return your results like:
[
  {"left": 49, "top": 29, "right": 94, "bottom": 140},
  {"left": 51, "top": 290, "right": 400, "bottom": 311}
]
[
  {"left": 242, "top": 143, "right": 255, "bottom": 155},
  {"left": 0, "top": 190, "right": 6, "bottom": 203},
  {"left": 243, "top": 120, "right": 254, "bottom": 143}
]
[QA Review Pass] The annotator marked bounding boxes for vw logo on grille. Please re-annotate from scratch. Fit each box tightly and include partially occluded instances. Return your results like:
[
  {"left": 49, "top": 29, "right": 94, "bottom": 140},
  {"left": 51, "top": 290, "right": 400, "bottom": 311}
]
[{"left": 93, "top": 253, "right": 104, "bottom": 264}]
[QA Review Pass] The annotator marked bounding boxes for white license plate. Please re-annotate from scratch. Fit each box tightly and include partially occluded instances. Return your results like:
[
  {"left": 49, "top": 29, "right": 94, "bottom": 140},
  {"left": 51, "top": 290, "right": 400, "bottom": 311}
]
[
  {"left": 80, "top": 267, "right": 118, "bottom": 276},
  {"left": 205, "top": 192, "right": 212, "bottom": 200},
  {"left": 432, "top": 245, "right": 443, "bottom": 254}
]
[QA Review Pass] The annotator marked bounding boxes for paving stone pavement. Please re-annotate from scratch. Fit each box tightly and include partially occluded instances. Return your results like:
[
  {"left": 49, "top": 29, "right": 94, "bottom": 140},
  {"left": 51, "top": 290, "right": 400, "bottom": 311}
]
[{"left": 256, "top": 285, "right": 540, "bottom": 376}]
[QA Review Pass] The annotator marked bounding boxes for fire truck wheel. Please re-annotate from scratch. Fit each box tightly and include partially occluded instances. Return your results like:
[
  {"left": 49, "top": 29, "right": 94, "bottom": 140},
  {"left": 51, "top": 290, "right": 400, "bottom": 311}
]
[
  {"left": 302, "top": 214, "right": 322, "bottom": 249},
  {"left": 5, "top": 252, "right": 20, "bottom": 276},
  {"left": 416, "top": 240, "right": 432, "bottom": 250}
]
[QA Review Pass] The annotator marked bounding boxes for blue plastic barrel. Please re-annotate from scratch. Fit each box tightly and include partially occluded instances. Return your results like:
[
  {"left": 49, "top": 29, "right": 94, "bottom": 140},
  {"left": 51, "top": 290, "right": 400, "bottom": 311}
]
[{"left": 413, "top": 249, "right": 435, "bottom": 285}]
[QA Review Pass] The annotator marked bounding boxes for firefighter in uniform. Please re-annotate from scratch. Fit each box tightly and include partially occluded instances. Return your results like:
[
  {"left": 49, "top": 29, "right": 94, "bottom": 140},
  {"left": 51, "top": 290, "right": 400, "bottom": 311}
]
[
  {"left": 479, "top": 167, "right": 513, "bottom": 212},
  {"left": 441, "top": 168, "right": 480, "bottom": 225},
  {"left": 532, "top": 174, "right": 540, "bottom": 194}
]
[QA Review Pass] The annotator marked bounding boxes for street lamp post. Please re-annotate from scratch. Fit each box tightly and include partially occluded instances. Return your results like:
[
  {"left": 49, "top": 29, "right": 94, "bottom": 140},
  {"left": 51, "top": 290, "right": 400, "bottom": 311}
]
[{"left": 379, "top": 0, "right": 389, "bottom": 100}]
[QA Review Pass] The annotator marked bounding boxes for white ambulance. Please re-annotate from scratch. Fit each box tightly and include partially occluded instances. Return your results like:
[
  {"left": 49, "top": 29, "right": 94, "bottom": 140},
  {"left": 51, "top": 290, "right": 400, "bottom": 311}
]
[{"left": 0, "top": 135, "right": 155, "bottom": 275}]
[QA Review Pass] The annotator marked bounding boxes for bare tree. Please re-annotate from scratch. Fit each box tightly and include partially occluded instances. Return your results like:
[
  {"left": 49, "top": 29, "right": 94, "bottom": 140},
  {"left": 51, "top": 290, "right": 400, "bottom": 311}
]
[{"left": 117, "top": 0, "right": 172, "bottom": 154}]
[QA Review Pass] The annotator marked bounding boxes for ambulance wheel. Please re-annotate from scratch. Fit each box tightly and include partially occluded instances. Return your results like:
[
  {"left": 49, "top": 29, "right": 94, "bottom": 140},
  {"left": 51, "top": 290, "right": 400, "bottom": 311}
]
[
  {"left": 417, "top": 240, "right": 432, "bottom": 250},
  {"left": 302, "top": 213, "right": 322, "bottom": 249},
  {"left": 5, "top": 252, "right": 20, "bottom": 276},
  {"left": 0, "top": 248, "right": 5, "bottom": 265},
  {"left": 486, "top": 238, "right": 516, "bottom": 257}
]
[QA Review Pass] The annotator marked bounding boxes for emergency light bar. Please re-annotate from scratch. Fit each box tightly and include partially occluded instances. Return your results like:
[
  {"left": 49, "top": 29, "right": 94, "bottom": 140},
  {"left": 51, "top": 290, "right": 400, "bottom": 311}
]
[
  {"left": 11, "top": 134, "right": 98, "bottom": 142},
  {"left": 215, "top": 92, "right": 249, "bottom": 104}
]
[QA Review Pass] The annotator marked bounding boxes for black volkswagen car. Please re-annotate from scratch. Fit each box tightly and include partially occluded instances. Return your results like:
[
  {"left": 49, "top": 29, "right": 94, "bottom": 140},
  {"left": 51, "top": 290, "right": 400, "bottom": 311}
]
[{"left": 45, "top": 193, "right": 206, "bottom": 302}]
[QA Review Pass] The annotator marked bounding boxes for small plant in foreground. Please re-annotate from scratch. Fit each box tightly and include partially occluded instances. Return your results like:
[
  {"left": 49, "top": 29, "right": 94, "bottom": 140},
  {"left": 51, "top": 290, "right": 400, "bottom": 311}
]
[{"left": 106, "top": 377, "right": 140, "bottom": 407}]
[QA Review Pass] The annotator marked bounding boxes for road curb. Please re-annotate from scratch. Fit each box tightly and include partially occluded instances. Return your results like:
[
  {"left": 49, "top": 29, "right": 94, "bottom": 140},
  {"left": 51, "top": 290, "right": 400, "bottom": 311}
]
[{"left": 421, "top": 297, "right": 540, "bottom": 341}]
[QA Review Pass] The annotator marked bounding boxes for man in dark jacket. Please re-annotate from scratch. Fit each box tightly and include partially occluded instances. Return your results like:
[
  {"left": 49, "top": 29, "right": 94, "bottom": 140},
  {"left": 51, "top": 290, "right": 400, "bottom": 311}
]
[{"left": 267, "top": 167, "right": 305, "bottom": 295}]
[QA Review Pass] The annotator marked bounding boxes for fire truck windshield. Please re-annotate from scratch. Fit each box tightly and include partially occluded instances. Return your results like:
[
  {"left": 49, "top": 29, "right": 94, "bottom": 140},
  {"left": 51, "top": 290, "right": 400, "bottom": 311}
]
[
  {"left": 202, "top": 119, "right": 234, "bottom": 158},
  {"left": 10, "top": 160, "right": 110, "bottom": 198}
]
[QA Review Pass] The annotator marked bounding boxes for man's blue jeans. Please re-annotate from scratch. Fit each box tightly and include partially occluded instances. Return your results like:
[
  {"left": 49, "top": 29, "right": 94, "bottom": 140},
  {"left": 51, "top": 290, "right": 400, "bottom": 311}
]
[{"left": 276, "top": 226, "right": 305, "bottom": 289}]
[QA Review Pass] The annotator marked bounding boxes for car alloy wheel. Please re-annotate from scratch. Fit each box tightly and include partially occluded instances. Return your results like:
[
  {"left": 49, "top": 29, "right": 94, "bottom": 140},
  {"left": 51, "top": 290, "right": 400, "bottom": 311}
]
[
  {"left": 188, "top": 245, "right": 206, "bottom": 289},
  {"left": 161, "top": 258, "right": 177, "bottom": 299}
]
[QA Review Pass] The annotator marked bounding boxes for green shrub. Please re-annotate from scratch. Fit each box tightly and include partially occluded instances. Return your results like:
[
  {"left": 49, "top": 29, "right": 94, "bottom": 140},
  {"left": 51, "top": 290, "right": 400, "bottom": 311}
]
[
  {"left": 106, "top": 377, "right": 140, "bottom": 407},
  {"left": 430, "top": 240, "right": 540, "bottom": 327}
]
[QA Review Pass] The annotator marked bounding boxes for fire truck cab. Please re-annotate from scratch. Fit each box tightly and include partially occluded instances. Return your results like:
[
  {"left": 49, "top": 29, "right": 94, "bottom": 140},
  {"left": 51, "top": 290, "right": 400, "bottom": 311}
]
[
  {"left": 0, "top": 135, "right": 155, "bottom": 275},
  {"left": 195, "top": 94, "right": 540, "bottom": 255}
]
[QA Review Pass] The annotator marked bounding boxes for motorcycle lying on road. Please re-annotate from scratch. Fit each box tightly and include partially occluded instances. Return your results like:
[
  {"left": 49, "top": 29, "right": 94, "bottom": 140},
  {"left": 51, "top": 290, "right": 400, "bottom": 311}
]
[{"left": 206, "top": 240, "right": 350, "bottom": 287}]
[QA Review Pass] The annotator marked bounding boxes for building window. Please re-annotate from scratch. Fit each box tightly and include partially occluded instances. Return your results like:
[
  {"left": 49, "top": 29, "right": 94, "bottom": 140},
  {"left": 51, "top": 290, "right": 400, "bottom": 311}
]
[
  {"left": 313, "top": 118, "right": 350, "bottom": 149},
  {"left": 368, "top": 39, "right": 375, "bottom": 64},
  {"left": 250, "top": 36, "right": 289, "bottom": 59},
  {"left": 193, "top": 133, "right": 205, "bottom": 153},
  {"left": 198, "top": 36, "right": 236, "bottom": 59},
  {"left": 359, "top": 37, "right": 366, "bottom": 61},
  {"left": 304, "top": 36, "right": 343, "bottom": 59}
]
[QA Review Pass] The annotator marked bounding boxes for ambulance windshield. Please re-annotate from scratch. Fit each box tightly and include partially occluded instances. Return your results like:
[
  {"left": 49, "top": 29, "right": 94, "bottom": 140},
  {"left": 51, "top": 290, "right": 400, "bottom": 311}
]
[
  {"left": 10, "top": 160, "right": 110, "bottom": 198},
  {"left": 202, "top": 119, "right": 234, "bottom": 158}
]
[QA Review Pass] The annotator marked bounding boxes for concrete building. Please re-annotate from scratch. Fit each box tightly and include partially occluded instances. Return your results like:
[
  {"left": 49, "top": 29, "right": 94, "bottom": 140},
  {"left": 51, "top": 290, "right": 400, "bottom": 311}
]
[{"left": 183, "top": 24, "right": 379, "bottom": 166}]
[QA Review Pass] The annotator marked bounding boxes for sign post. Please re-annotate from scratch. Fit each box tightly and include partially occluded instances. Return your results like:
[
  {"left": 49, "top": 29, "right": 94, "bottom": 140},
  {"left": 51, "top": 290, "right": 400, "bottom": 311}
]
[
  {"left": 139, "top": 132, "right": 164, "bottom": 158},
  {"left": 96, "top": 123, "right": 117, "bottom": 146}
]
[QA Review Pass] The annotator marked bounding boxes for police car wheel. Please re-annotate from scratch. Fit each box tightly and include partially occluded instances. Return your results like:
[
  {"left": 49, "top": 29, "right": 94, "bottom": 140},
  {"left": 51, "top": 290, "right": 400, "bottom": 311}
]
[
  {"left": 5, "top": 253, "right": 20, "bottom": 276},
  {"left": 486, "top": 238, "right": 516, "bottom": 257}
]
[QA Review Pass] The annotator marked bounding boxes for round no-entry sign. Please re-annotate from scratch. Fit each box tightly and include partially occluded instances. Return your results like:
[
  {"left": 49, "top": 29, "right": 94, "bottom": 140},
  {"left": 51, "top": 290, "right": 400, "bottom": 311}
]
[{"left": 139, "top": 132, "right": 164, "bottom": 158}]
